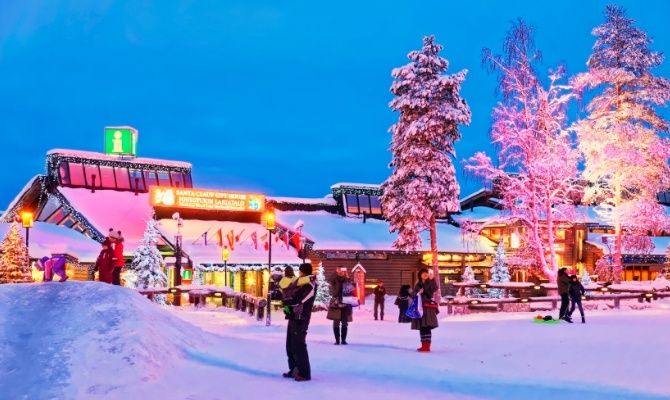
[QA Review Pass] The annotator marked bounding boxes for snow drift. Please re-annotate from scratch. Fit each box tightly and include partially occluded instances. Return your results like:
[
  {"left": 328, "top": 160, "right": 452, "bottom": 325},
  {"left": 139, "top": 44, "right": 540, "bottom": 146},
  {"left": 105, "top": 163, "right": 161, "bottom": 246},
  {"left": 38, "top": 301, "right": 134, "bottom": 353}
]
[{"left": 0, "top": 282, "right": 209, "bottom": 399}]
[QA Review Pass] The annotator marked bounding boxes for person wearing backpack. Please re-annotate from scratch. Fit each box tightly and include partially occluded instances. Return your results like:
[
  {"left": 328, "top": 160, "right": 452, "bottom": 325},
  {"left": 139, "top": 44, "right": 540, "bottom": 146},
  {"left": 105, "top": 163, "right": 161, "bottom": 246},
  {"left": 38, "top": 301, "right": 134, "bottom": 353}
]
[
  {"left": 412, "top": 268, "right": 439, "bottom": 352},
  {"left": 327, "top": 266, "right": 354, "bottom": 345},
  {"left": 282, "top": 263, "right": 317, "bottom": 382},
  {"left": 395, "top": 284, "right": 411, "bottom": 323}
]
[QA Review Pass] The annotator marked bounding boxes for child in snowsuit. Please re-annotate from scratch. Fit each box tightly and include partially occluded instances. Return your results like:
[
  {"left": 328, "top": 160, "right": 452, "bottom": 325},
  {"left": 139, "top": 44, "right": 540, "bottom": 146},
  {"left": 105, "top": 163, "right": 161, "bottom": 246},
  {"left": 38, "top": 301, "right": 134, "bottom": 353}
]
[
  {"left": 568, "top": 274, "right": 586, "bottom": 323},
  {"left": 395, "top": 284, "right": 411, "bottom": 323}
]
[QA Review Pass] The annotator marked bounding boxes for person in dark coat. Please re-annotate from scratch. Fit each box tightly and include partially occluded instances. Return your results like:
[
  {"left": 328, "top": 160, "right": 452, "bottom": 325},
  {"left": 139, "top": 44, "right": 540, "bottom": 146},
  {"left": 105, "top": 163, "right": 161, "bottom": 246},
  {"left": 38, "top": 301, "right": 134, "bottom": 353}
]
[
  {"left": 567, "top": 274, "right": 586, "bottom": 323},
  {"left": 282, "top": 263, "right": 317, "bottom": 382},
  {"left": 411, "top": 268, "right": 439, "bottom": 352},
  {"left": 95, "top": 238, "right": 115, "bottom": 284},
  {"left": 557, "top": 268, "right": 572, "bottom": 322},
  {"left": 373, "top": 280, "right": 386, "bottom": 321},
  {"left": 327, "top": 266, "right": 354, "bottom": 345},
  {"left": 395, "top": 284, "right": 411, "bottom": 323}
]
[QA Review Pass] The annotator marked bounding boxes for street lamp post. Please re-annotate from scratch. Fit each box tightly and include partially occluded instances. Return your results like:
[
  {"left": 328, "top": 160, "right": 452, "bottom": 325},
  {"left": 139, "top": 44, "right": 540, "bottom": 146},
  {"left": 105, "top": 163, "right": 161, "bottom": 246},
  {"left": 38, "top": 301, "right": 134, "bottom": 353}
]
[
  {"left": 262, "top": 208, "right": 276, "bottom": 327},
  {"left": 222, "top": 246, "right": 230, "bottom": 287},
  {"left": 21, "top": 211, "right": 34, "bottom": 271}
]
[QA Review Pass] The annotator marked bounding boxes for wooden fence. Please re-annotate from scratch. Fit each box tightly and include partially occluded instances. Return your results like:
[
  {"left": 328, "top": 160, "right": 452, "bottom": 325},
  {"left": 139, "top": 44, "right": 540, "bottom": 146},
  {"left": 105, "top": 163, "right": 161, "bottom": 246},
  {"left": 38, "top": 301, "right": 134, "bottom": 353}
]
[{"left": 137, "top": 287, "right": 268, "bottom": 321}]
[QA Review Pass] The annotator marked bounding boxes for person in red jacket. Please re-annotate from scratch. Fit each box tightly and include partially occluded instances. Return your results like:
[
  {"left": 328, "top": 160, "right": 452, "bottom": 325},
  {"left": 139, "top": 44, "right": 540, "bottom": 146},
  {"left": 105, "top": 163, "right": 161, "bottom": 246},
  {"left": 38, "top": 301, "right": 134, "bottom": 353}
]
[
  {"left": 111, "top": 231, "right": 125, "bottom": 286},
  {"left": 95, "top": 238, "right": 115, "bottom": 284}
]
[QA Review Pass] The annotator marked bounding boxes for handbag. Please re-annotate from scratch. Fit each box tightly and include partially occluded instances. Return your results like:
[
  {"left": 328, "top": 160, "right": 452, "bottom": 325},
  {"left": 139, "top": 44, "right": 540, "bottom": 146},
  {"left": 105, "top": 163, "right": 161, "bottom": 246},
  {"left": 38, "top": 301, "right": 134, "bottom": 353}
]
[
  {"left": 405, "top": 295, "right": 423, "bottom": 319},
  {"left": 341, "top": 296, "right": 359, "bottom": 306},
  {"left": 326, "top": 307, "right": 342, "bottom": 321}
]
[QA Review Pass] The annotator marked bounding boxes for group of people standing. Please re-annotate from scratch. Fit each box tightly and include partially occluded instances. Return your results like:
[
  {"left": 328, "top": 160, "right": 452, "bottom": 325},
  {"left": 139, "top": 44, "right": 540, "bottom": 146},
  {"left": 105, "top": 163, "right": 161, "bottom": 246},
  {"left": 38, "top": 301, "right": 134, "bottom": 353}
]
[
  {"left": 94, "top": 228, "right": 125, "bottom": 285},
  {"left": 277, "top": 264, "right": 443, "bottom": 383},
  {"left": 557, "top": 267, "right": 587, "bottom": 323}
]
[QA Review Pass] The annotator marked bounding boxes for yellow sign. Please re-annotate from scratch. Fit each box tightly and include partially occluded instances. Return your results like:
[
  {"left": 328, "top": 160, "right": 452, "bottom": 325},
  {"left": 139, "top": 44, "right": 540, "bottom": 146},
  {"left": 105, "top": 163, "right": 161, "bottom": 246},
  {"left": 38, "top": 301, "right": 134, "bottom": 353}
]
[{"left": 150, "top": 187, "right": 265, "bottom": 212}]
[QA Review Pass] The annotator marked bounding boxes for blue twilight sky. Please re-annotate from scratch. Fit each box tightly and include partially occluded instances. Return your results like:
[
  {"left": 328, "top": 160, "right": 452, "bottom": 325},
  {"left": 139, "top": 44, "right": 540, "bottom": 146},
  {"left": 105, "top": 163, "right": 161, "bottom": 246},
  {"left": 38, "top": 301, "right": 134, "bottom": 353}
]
[{"left": 1, "top": 0, "right": 670, "bottom": 208}]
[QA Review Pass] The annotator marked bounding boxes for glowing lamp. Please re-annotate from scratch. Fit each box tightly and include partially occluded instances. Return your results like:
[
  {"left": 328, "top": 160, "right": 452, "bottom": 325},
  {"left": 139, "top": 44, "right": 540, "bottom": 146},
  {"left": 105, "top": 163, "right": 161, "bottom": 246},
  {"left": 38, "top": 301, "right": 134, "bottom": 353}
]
[
  {"left": 600, "top": 287, "right": 609, "bottom": 293},
  {"left": 533, "top": 285, "right": 542, "bottom": 291},
  {"left": 581, "top": 295, "right": 587, "bottom": 300},
  {"left": 214, "top": 292, "right": 223, "bottom": 297},
  {"left": 470, "top": 300, "right": 480, "bottom": 305},
  {"left": 262, "top": 209, "right": 276, "bottom": 232},
  {"left": 222, "top": 247, "right": 231, "bottom": 262},
  {"left": 520, "top": 298, "right": 529, "bottom": 303},
  {"left": 169, "top": 288, "right": 179, "bottom": 294},
  {"left": 510, "top": 232, "right": 520, "bottom": 249},
  {"left": 644, "top": 293, "right": 653, "bottom": 298},
  {"left": 479, "top": 284, "right": 488, "bottom": 289},
  {"left": 21, "top": 211, "right": 34, "bottom": 228}
]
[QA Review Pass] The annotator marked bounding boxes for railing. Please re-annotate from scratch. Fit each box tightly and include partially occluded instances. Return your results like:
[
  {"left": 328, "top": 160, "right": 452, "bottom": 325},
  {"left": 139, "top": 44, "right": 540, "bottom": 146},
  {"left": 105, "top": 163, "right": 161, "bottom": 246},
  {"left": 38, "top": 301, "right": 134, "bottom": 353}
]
[
  {"left": 137, "top": 286, "right": 268, "bottom": 321},
  {"left": 444, "top": 282, "right": 670, "bottom": 313}
]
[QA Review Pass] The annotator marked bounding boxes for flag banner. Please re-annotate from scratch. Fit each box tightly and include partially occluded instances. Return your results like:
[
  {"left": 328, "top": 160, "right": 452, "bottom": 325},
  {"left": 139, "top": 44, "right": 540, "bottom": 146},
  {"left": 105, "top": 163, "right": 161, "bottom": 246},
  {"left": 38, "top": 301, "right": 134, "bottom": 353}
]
[
  {"left": 215, "top": 228, "right": 223, "bottom": 247},
  {"left": 227, "top": 229, "right": 235, "bottom": 250},
  {"left": 251, "top": 231, "right": 258, "bottom": 250}
]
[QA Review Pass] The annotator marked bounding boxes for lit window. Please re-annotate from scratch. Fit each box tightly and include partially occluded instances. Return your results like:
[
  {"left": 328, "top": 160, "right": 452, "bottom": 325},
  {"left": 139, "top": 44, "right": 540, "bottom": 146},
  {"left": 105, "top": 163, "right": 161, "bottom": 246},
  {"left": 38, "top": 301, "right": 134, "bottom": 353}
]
[
  {"left": 369, "top": 196, "right": 382, "bottom": 215},
  {"left": 183, "top": 173, "right": 193, "bottom": 188},
  {"left": 358, "top": 195, "right": 371, "bottom": 214},
  {"left": 58, "top": 161, "right": 70, "bottom": 185},
  {"left": 157, "top": 171, "right": 171, "bottom": 186},
  {"left": 345, "top": 194, "right": 359, "bottom": 214},
  {"left": 115, "top": 167, "right": 131, "bottom": 190},
  {"left": 69, "top": 163, "right": 86, "bottom": 186},
  {"left": 99, "top": 166, "right": 116, "bottom": 189},
  {"left": 130, "top": 169, "right": 146, "bottom": 191},
  {"left": 84, "top": 164, "right": 101, "bottom": 188},
  {"left": 170, "top": 171, "right": 183, "bottom": 187},
  {"left": 144, "top": 170, "right": 158, "bottom": 187},
  {"left": 46, "top": 207, "right": 68, "bottom": 224}
]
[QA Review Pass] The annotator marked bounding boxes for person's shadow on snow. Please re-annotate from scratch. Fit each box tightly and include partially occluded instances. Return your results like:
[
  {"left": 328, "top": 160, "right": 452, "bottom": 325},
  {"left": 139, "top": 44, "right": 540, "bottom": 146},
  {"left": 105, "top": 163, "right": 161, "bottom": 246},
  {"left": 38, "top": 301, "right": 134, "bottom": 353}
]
[{"left": 187, "top": 351, "right": 277, "bottom": 378}]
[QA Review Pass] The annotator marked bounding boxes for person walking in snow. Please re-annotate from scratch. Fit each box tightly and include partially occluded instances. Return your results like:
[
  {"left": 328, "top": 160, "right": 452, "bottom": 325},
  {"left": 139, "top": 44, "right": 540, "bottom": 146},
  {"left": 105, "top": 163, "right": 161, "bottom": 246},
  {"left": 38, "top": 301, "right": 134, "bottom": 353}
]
[
  {"left": 282, "top": 263, "right": 317, "bottom": 382},
  {"left": 557, "top": 268, "right": 572, "bottom": 322},
  {"left": 412, "top": 268, "right": 439, "bottom": 352},
  {"left": 373, "top": 280, "right": 386, "bottom": 320},
  {"left": 327, "top": 267, "right": 354, "bottom": 345},
  {"left": 395, "top": 284, "right": 411, "bottom": 323},
  {"left": 111, "top": 231, "right": 125, "bottom": 286},
  {"left": 95, "top": 238, "right": 115, "bottom": 284},
  {"left": 567, "top": 274, "right": 586, "bottom": 324}
]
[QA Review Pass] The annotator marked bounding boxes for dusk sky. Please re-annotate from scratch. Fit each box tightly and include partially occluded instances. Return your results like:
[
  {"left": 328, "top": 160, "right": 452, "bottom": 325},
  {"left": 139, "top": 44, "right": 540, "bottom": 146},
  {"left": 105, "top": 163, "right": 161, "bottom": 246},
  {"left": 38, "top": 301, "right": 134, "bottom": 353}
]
[{"left": 1, "top": 0, "right": 669, "bottom": 208}]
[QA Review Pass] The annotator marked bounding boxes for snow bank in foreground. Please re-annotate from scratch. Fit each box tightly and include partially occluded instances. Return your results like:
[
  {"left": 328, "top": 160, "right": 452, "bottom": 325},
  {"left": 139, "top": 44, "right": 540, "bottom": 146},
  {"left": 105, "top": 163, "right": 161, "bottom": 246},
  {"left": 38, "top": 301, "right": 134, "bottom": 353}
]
[{"left": 0, "top": 282, "right": 209, "bottom": 399}]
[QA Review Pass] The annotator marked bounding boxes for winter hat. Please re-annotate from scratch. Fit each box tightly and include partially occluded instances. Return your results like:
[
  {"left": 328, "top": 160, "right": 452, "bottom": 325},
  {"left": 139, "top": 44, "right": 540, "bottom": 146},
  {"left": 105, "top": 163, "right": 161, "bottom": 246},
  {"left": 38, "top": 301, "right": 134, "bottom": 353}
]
[
  {"left": 284, "top": 266, "right": 295, "bottom": 278},
  {"left": 299, "top": 263, "right": 313, "bottom": 276},
  {"left": 108, "top": 230, "right": 119, "bottom": 239},
  {"left": 116, "top": 231, "right": 124, "bottom": 241}
]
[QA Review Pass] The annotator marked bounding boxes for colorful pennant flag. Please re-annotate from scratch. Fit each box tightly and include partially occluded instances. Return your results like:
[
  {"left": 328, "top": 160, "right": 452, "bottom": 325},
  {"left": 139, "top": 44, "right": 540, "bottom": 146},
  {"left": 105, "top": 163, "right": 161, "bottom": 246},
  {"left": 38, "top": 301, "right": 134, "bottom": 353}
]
[
  {"left": 215, "top": 228, "right": 223, "bottom": 247},
  {"left": 227, "top": 229, "right": 235, "bottom": 250}
]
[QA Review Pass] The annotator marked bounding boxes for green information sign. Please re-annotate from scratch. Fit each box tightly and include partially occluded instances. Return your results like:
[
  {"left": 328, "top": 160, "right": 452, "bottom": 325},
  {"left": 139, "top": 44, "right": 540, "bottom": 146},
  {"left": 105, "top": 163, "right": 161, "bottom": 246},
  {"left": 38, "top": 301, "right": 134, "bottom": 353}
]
[{"left": 104, "top": 126, "right": 138, "bottom": 156}]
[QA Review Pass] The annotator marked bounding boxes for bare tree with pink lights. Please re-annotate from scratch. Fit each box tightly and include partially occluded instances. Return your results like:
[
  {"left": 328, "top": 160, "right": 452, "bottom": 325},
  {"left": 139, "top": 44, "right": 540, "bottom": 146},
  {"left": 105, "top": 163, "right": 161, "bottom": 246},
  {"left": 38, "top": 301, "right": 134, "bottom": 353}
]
[{"left": 465, "top": 20, "right": 579, "bottom": 282}]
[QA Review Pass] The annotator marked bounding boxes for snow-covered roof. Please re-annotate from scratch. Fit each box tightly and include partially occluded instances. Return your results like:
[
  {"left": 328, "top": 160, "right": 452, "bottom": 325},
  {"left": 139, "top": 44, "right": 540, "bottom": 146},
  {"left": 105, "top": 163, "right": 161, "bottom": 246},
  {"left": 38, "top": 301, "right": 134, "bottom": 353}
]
[
  {"left": 268, "top": 196, "right": 337, "bottom": 206},
  {"left": 459, "top": 188, "right": 490, "bottom": 203},
  {"left": 330, "top": 182, "right": 381, "bottom": 190},
  {"left": 453, "top": 206, "right": 502, "bottom": 224},
  {"left": 276, "top": 210, "right": 495, "bottom": 253},
  {"left": 0, "top": 222, "right": 101, "bottom": 262},
  {"left": 157, "top": 218, "right": 302, "bottom": 265},
  {"left": 1, "top": 175, "right": 40, "bottom": 220},
  {"left": 586, "top": 232, "right": 670, "bottom": 256},
  {"left": 47, "top": 149, "right": 192, "bottom": 169},
  {"left": 58, "top": 187, "right": 155, "bottom": 254}
]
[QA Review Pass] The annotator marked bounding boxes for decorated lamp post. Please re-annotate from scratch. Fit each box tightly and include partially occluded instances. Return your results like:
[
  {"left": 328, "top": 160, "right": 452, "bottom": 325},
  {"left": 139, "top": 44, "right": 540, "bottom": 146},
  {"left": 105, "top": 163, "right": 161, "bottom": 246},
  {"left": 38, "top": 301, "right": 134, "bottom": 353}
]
[
  {"left": 20, "top": 211, "right": 33, "bottom": 271},
  {"left": 173, "top": 212, "right": 183, "bottom": 287},
  {"left": 262, "top": 208, "right": 276, "bottom": 327},
  {"left": 222, "top": 246, "right": 230, "bottom": 287}
]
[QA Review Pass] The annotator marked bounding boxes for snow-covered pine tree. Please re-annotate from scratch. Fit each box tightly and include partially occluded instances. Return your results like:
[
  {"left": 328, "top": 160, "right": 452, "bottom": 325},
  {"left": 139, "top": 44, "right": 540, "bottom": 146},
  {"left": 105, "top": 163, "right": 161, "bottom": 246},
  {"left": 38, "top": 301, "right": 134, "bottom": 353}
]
[
  {"left": 581, "top": 268, "right": 592, "bottom": 294},
  {"left": 314, "top": 264, "right": 331, "bottom": 309},
  {"left": 381, "top": 35, "right": 471, "bottom": 301},
  {"left": 128, "top": 219, "right": 168, "bottom": 303},
  {"left": 0, "top": 222, "right": 31, "bottom": 284},
  {"left": 461, "top": 265, "right": 479, "bottom": 297},
  {"left": 488, "top": 242, "right": 510, "bottom": 298},
  {"left": 572, "top": 5, "right": 670, "bottom": 283}
]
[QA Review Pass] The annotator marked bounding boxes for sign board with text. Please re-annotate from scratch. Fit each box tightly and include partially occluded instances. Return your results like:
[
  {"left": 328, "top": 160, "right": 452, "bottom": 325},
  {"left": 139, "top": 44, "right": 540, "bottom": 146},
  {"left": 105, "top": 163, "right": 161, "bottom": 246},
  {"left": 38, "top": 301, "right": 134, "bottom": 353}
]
[{"left": 150, "top": 187, "right": 265, "bottom": 213}]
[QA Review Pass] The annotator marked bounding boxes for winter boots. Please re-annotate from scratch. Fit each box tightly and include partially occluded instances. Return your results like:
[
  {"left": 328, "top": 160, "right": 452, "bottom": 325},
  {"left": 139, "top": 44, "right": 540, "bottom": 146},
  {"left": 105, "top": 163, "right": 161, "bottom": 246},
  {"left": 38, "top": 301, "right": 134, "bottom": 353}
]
[
  {"left": 417, "top": 341, "right": 431, "bottom": 352},
  {"left": 333, "top": 326, "right": 340, "bottom": 345},
  {"left": 582, "top": 316, "right": 586, "bottom": 324},
  {"left": 341, "top": 325, "right": 348, "bottom": 345}
]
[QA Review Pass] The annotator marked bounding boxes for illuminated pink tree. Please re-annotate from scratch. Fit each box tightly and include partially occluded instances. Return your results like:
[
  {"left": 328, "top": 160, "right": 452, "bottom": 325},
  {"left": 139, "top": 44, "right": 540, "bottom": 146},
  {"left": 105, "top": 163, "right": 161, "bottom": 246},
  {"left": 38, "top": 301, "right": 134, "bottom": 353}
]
[
  {"left": 465, "top": 20, "right": 579, "bottom": 282},
  {"left": 572, "top": 5, "right": 670, "bottom": 282},
  {"left": 382, "top": 36, "right": 471, "bottom": 298}
]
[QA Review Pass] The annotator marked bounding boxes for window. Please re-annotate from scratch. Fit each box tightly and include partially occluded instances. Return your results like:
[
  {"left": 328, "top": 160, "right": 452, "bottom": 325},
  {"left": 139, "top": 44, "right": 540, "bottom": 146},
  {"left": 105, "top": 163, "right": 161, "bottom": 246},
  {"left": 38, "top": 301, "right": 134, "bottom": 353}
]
[
  {"left": 99, "top": 166, "right": 116, "bottom": 189},
  {"left": 183, "top": 173, "right": 193, "bottom": 188},
  {"left": 129, "top": 169, "right": 146, "bottom": 191},
  {"left": 115, "top": 167, "right": 131, "bottom": 190},
  {"left": 144, "top": 170, "right": 158, "bottom": 187},
  {"left": 345, "top": 194, "right": 359, "bottom": 214},
  {"left": 157, "top": 171, "right": 171, "bottom": 186},
  {"left": 358, "top": 195, "right": 371, "bottom": 214},
  {"left": 370, "top": 196, "right": 382, "bottom": 215},
  {"left": 38, "top": 196, "right": 61, "bottom": 221},
  {"left": 69, "top": 163, "right": 86, "bottom": 186},
  {"left": 58, "top": 161, "right": 70, "bottom": 185},
  {"left": 60, "top": 215, "right": 77, "bottom": 228},
  {"left": 170, "top": 171, "right": 183, "bottom": 187},
  {"left": 46, "top": 207, "right": 68, "bottom": 224},
  {"left": 84, "top": 164, "right": 101, "bottom": 188}
]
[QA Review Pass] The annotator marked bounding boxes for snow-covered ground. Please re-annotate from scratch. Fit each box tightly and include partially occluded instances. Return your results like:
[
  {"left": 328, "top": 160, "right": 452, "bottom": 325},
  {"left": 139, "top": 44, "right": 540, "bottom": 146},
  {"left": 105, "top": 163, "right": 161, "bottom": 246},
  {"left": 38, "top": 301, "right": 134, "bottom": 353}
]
[{"left": 1, "top": 282, "right": 669, "bottom": 400}]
